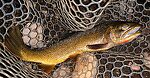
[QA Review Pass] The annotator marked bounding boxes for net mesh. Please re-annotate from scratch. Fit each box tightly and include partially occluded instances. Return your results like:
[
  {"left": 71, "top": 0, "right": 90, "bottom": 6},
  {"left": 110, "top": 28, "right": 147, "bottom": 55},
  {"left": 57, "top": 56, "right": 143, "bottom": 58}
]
[{"left": 0, "top": 0, "right": 149, "bottom": 78}]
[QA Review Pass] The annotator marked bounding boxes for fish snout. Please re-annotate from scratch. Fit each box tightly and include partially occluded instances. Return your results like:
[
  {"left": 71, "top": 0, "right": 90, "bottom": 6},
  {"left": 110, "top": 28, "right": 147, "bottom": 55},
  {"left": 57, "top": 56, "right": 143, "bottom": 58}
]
[
  {"left": 111, "top": 23, "right": 141, "bottom": 45},
  {"left": 119, "top": 25, "right": 141, "bottom": 44},
  {"left": 123, "top": 26, "right": 141, "bottom": 38}
]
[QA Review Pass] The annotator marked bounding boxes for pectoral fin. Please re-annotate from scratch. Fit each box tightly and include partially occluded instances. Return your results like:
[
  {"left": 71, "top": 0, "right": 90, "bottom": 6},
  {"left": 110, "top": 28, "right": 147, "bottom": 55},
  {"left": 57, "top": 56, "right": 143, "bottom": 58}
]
[
  {"left": 38, "top": 64, "right": 55, "bottom": 74},
  {"left": 87, "top": 43, "right": 108, "bottom": 50}
]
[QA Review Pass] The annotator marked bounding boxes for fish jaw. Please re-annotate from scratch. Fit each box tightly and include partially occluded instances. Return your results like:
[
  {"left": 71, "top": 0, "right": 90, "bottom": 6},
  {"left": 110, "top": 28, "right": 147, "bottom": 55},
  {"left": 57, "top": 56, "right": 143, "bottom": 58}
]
[
  {"left": 116, "top": 31, "right": 141, "bottom": 44},
  {"left": 122, "top": 26, "right": 141, "bottom": 38},
  {"left": 110, "top": 24, "right": 141, "bottom": 45}
]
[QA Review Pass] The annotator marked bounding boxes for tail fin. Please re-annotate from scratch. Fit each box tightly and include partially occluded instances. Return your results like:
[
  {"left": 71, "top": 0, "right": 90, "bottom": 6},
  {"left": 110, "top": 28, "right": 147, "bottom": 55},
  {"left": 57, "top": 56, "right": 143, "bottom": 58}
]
[{"left": 4, "top": 26, "right": 24, "bottom": 58}]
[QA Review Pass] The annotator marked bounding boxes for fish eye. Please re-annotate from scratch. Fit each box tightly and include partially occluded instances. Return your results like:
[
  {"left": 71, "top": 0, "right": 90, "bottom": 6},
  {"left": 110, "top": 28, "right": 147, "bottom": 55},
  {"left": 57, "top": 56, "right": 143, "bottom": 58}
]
[{"left": 121, "top": 24, "right": 130, "bottom": 30}]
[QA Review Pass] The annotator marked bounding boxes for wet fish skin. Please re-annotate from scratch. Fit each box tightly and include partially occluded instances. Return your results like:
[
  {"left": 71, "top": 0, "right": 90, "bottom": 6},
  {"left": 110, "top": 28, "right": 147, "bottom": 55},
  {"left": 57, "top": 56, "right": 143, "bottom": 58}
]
[{"left": 4, "top": 22, "right": 141, "bottom": 73}]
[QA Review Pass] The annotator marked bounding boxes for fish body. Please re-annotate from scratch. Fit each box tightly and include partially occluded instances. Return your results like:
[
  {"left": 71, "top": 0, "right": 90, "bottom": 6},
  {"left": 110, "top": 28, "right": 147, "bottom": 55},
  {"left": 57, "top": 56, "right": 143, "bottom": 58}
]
[{"left": 4, "top": 22, "right": 141, "bottom": 73}]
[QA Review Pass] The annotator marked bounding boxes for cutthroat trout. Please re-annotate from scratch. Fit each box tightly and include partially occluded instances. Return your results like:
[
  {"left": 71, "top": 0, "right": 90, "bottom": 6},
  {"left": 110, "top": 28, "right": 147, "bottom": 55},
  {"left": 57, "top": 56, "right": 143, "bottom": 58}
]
[{"left": 4, "top": 22, "right": 141, "bottom": 73}]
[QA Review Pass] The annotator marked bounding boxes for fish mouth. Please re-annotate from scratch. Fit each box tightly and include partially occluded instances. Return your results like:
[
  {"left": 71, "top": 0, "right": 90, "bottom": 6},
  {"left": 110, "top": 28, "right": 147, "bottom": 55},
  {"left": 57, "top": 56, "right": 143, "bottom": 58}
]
[
  {"left": 120, "top": 26, "right": 141, "bottom": 44},
  {"left": 123, "top": 26, "right": 141, "bottom": 38}
]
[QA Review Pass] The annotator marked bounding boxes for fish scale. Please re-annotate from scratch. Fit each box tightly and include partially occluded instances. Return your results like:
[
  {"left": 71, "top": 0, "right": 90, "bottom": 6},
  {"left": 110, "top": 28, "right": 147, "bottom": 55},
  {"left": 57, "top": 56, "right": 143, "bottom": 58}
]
[
  {"left": 0, "top": 0, "right": 150, "bottom": 78},
  {"left": 4, "top": 22, "right": 141, "bottom": 74}
]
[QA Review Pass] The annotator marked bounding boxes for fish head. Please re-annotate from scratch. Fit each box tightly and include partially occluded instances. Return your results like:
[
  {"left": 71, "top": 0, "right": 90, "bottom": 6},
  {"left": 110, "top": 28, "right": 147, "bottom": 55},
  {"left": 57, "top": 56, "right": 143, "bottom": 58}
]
[{"left": 109, "top": 23, "right": 141, "bottom": 45}]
